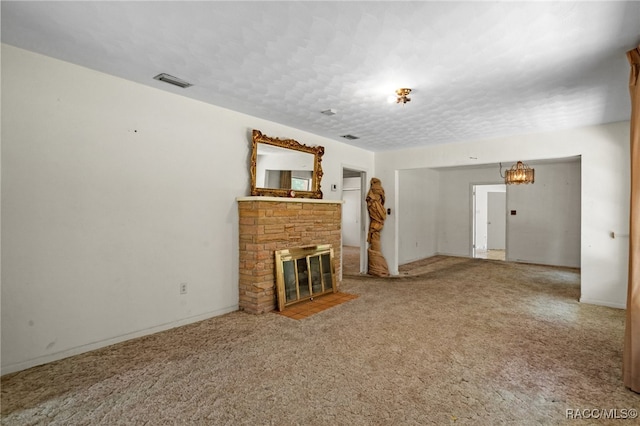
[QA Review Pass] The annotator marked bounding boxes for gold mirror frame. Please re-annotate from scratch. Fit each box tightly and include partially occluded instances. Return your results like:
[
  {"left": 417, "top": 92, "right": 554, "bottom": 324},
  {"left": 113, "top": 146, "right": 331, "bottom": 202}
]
[{"left": 250, "top": 129, "right": 324, "bottom": 199}]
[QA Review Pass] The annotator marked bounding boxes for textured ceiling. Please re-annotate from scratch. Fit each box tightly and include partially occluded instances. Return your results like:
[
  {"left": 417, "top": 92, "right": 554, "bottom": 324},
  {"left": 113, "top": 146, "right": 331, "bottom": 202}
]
[{"left": 2, "top": 1, "right": 639, "bottom": 152}]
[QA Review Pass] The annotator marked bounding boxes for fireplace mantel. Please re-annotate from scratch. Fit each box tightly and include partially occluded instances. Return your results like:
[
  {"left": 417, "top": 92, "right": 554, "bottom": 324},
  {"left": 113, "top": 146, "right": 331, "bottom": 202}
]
[
  {"left": 236, "top": 196, "right": 343, "bottom": 204},
  {"left": 237, "top": 197, "right": 343, "bottom": 314}
]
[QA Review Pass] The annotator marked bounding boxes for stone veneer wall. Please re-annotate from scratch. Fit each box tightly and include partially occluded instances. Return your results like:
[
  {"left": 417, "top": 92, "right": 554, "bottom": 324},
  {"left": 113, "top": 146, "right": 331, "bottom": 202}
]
[{"left": 237, "top": 197, "right": 343, "bottom": 314}]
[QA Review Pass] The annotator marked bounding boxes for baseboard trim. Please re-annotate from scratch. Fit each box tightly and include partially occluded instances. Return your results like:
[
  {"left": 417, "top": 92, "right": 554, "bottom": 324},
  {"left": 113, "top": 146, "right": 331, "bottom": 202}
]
[
  {"left": 1, "top": 305, "right": 239, "bottom": 376},
  {"left": 579, "top": 298, "right": 626, "bottom": 310}
]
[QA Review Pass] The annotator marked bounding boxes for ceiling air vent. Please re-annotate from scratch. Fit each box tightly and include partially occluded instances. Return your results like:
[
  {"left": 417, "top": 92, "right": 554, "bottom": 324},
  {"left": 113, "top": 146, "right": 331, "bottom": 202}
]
[
  {"left": 341, "top": 134, "right": 359, "bottom": 140},
  {"left": 153, "top": 73, "right": 193, "bottom": 88}
]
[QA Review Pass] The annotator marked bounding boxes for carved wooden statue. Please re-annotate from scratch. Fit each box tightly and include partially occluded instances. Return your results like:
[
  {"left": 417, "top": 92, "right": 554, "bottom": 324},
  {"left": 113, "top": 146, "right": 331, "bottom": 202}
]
[{"left": 366, "top": 178, "right": 390, "bottom": 276}]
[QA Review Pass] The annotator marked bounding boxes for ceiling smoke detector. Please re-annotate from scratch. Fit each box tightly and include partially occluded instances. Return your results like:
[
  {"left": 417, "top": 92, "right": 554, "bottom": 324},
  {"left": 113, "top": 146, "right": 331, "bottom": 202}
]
[{"left": 153, "top": 73, "right": 193, "bottom": 88}]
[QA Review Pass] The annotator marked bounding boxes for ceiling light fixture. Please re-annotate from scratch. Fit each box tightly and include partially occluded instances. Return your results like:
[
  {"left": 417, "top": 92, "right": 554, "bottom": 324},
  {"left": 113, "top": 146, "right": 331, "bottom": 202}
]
[
  {"left": 153, "top": 73, "right": 193, "bottom": 88},
  {"left": 395, "top": 88, "right": 412, "bottom": 104},
  {"left": 500, "top": 161, "right": 535, "bottom": 185}
]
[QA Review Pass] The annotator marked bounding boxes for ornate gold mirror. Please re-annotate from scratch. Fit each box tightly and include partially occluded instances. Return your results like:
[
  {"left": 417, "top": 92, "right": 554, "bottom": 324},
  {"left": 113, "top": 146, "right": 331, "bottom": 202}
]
[{"left": 251, "top": 129, "right": 324, "bottom": 199}]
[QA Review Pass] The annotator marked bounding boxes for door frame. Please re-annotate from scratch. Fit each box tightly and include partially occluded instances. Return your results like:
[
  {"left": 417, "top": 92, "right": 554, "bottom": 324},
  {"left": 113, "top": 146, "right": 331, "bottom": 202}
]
[
  {"left": 470, "top": 182, "right": 507, "bottom": 259},
  {"left": 342, "top": 166, "right": 368, "bottom": 274}
]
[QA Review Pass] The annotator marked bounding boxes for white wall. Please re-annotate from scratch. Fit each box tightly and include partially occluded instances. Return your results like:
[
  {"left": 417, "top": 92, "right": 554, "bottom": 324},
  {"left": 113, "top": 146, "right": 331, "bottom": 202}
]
[
  {"left": 397, "top": 168, "right": 439, "bottom": 264},
  {"left": 1, "top": 45, "right": 374, "bottom": 374},
  {"left": 435, "top": 165, "right": 505, "bottom": 257},
  {"left": 433, "top": 161, "right": 581, "bottom": 267},
  {"left": 507, "top": 160, "right": 581, "bottom": 267},
  {"left": 378, "top": 123, "right": 630, "bottom": 308}
]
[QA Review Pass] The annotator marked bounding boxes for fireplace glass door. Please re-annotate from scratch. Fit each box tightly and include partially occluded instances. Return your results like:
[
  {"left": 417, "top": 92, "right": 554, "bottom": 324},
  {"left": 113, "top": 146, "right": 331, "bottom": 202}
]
[{"left": 275, "top": 244, "right": 337, "bottom": 311}]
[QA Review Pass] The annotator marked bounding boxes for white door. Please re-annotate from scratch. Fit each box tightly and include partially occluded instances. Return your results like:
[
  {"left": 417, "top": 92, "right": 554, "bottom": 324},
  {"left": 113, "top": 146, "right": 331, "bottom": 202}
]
[
  {"left": 487, "top": 192, "right": 506, "bottom": 250},
  {"left": 342, "top": 188, "right": 361, "bottom": 246}
]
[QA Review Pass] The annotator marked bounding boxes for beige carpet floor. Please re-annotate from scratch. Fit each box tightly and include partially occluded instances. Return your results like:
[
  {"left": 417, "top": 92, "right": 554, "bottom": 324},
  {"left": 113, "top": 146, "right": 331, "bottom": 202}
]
[{"left": 2, "top": 257, "right": 638, "bottom": 425}]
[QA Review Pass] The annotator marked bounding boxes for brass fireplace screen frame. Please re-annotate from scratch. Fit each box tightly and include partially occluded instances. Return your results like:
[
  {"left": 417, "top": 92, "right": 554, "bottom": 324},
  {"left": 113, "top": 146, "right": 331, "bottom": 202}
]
[{"left": 274, "top": 244, "right": 337, "bottom": 311}]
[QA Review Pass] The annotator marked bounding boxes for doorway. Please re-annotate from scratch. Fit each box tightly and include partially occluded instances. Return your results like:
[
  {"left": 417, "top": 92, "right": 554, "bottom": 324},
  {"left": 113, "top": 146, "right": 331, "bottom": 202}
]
[
  {"left": 472, "top": 184, "right": 506, "bottom": 261},
  {"left": 342, "top": 168, "right": 367, "bottom": 275}
]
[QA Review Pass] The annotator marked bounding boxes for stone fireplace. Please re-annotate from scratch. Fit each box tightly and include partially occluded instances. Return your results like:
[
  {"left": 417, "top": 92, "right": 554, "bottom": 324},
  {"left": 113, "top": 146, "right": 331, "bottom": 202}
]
[{"left": 237, "top": 196, "right": 343, "bottom": 314}]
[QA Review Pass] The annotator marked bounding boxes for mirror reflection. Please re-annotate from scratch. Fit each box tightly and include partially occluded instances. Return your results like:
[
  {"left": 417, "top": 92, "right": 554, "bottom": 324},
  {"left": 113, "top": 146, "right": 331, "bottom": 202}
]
[{"left": 256, "top": 144, "right": 314, "bottom": 191}]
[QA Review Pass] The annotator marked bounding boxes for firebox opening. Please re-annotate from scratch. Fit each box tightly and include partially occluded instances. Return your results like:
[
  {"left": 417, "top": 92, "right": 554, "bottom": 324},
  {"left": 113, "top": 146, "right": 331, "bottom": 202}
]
[{"left": 274, "top": 244, "right": 337, "bottom": 312}]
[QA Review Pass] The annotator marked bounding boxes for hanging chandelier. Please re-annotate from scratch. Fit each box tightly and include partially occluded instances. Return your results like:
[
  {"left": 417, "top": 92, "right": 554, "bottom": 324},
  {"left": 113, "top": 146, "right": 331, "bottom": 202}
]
[{"left": 501, "top": 161, "right": 535, "bottom": 185}]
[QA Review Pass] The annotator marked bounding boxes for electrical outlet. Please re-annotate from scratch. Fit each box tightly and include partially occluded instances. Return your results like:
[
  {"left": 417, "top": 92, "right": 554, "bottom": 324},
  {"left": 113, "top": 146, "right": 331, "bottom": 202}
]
[{"left": 180, "top": 283, "right": 188, "bottom": 295}]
